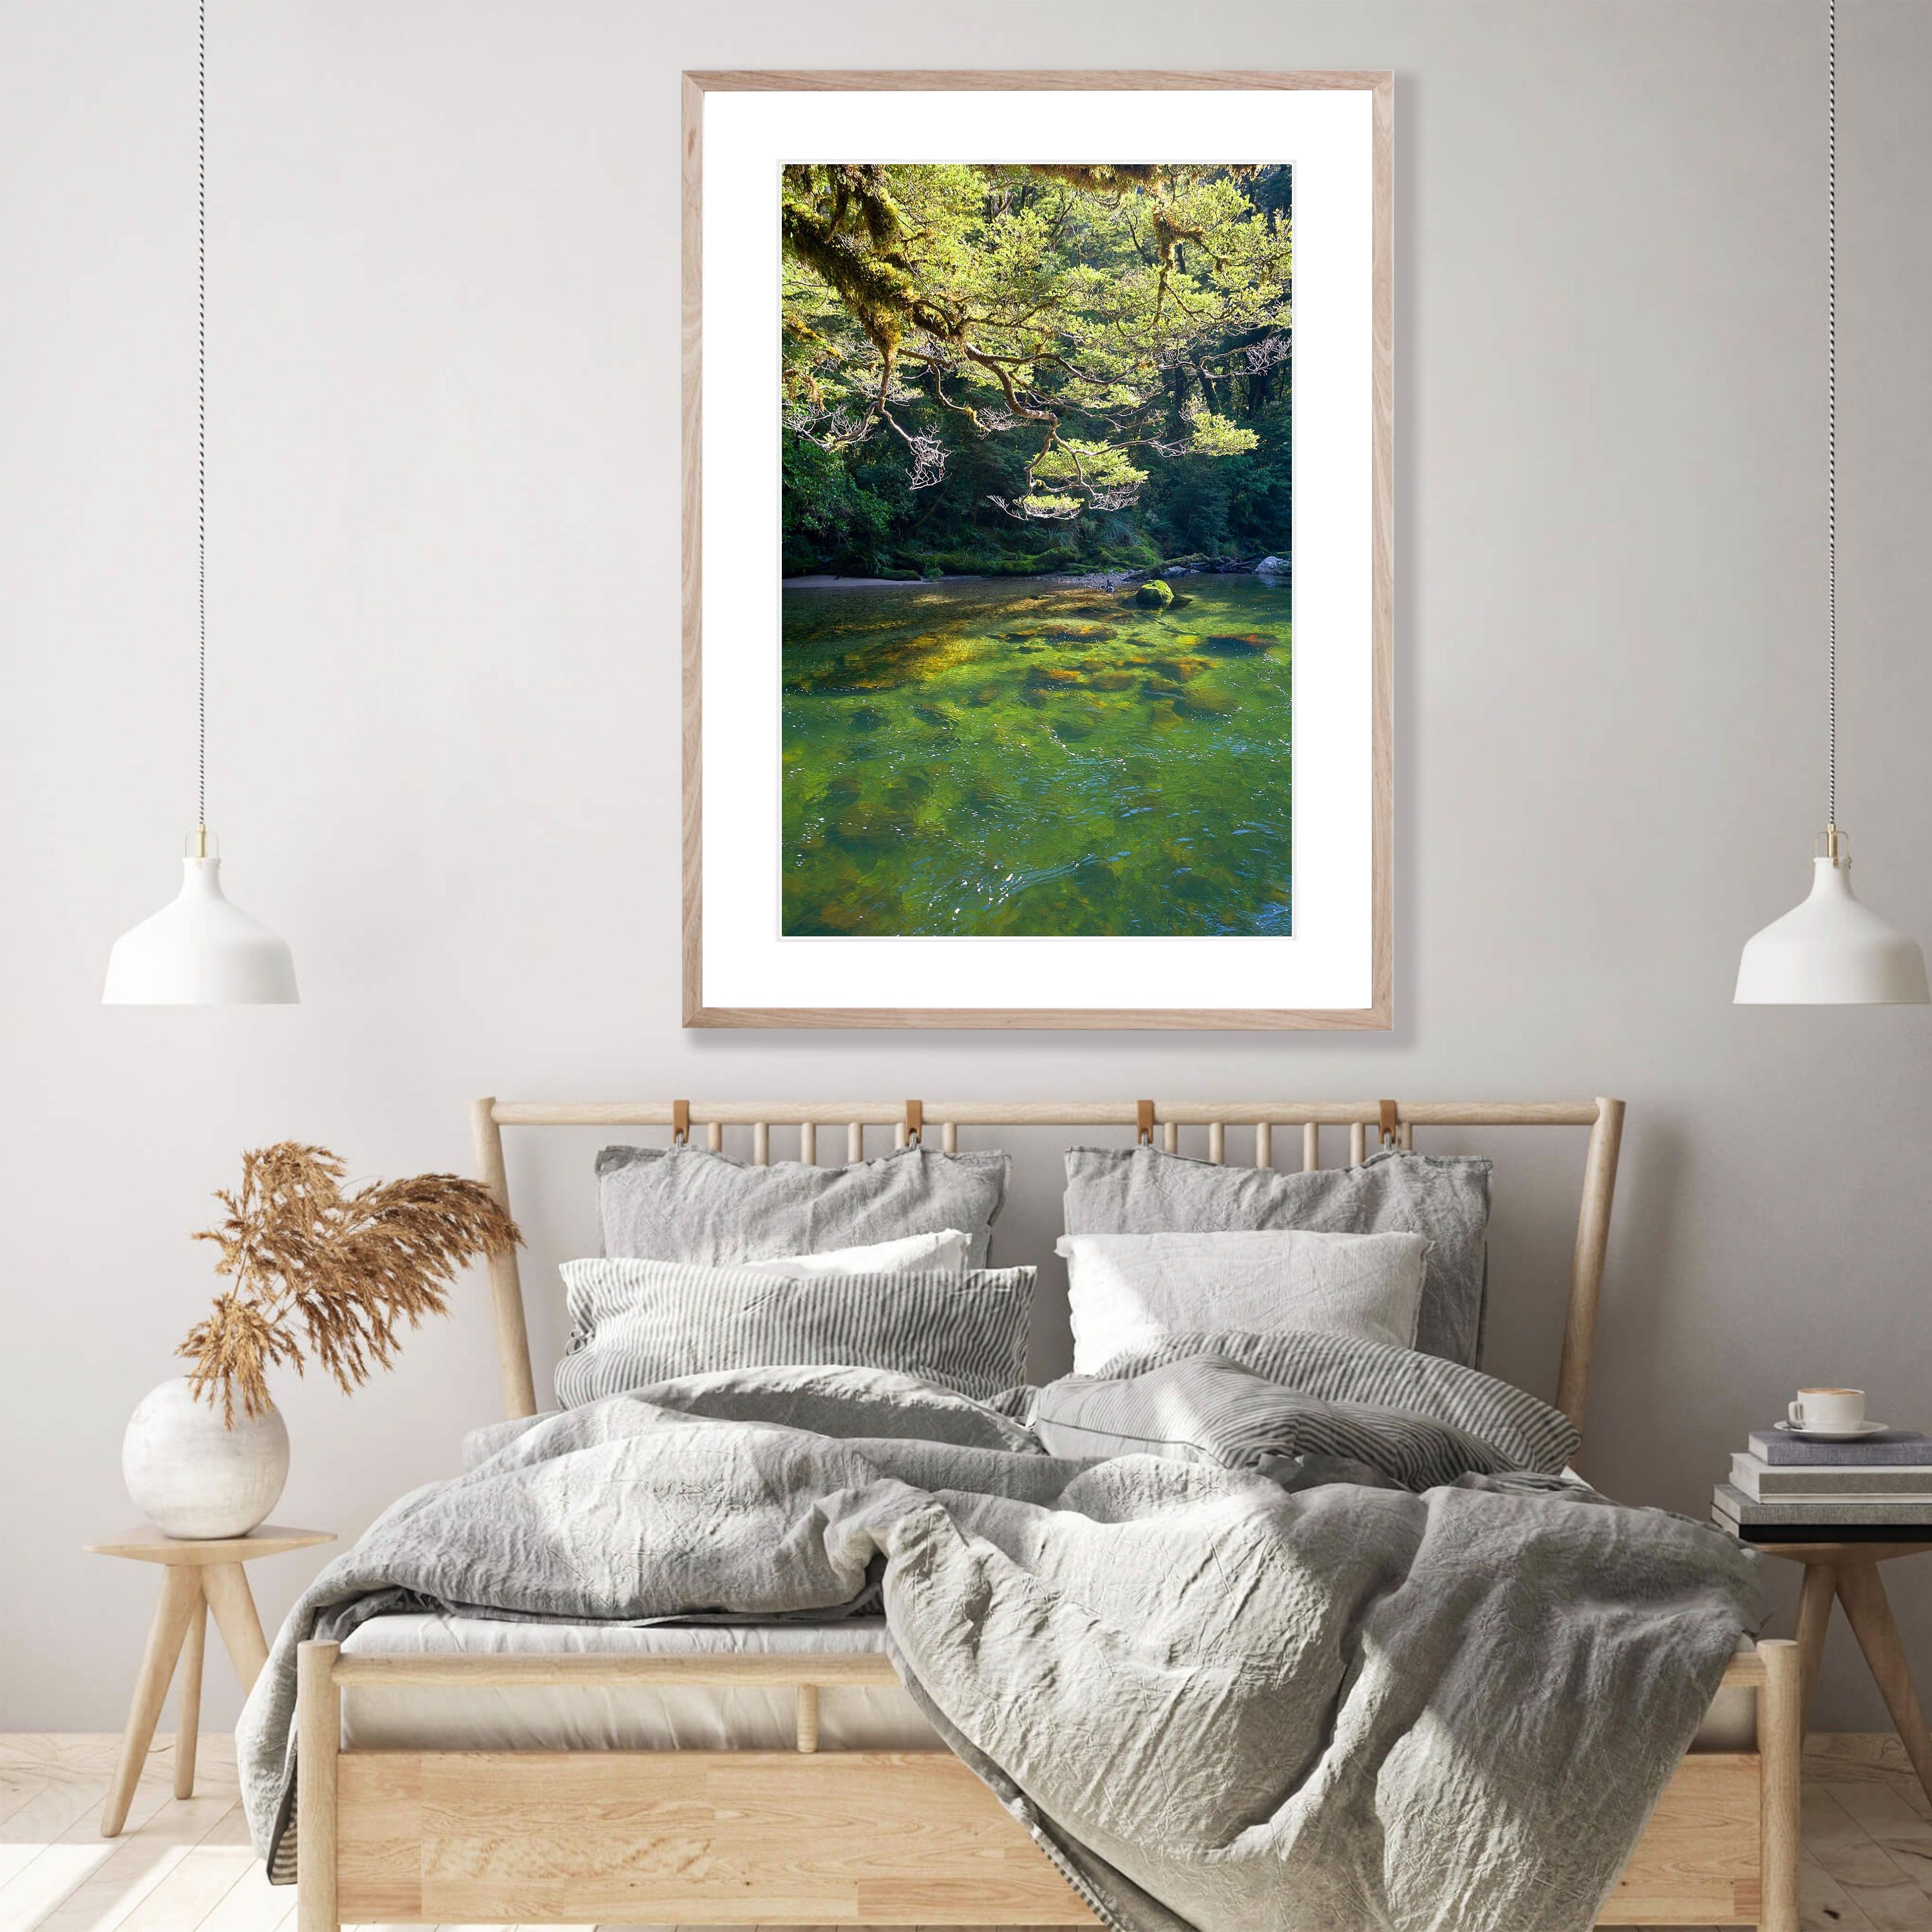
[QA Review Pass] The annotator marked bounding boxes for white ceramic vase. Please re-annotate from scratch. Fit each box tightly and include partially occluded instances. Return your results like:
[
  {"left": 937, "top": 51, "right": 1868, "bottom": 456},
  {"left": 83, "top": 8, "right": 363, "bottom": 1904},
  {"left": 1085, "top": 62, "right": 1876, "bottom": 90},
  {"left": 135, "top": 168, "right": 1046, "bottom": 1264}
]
[{"left": 122, "top": 1377, "right": 289, "bottom": 1539}]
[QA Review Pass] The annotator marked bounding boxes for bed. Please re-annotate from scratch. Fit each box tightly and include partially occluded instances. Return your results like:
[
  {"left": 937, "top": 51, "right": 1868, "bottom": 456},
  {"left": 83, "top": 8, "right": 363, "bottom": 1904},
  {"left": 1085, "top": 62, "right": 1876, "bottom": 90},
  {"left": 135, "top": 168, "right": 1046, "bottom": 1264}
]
[{"left": 289, "top": 1095, "right": 1799, "bottom": 1932}]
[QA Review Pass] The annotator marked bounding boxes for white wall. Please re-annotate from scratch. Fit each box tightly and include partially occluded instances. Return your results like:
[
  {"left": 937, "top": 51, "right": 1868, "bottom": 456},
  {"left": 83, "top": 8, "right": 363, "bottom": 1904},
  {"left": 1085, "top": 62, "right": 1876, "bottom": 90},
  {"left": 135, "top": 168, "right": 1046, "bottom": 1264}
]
[{"left": 4, "top": 0, "right": 1930, "bottom": 1734}]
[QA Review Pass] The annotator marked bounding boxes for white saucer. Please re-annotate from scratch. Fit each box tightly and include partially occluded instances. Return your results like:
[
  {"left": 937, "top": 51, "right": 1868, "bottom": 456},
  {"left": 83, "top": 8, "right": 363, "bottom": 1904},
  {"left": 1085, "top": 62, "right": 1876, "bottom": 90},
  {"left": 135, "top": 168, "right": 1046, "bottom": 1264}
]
[{"left": 1775, "top": 1419, "right": 1890, "bottom": 1441}]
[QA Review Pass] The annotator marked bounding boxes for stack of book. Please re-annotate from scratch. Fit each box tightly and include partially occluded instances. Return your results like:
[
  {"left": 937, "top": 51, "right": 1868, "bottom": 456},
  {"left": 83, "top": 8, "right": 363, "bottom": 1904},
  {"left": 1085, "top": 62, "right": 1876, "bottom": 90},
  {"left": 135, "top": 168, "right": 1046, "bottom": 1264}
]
[{"left": 1714, "top": 1429, "right": 1932, "bottom": 1540}]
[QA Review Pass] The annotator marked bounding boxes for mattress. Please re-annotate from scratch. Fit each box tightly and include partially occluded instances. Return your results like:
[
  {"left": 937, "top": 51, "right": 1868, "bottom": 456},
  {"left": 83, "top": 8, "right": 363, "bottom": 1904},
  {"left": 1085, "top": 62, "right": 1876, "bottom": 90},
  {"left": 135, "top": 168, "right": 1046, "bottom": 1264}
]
[{"left": 338, "top": 1612, "right": 1758, "bottom": 1754}]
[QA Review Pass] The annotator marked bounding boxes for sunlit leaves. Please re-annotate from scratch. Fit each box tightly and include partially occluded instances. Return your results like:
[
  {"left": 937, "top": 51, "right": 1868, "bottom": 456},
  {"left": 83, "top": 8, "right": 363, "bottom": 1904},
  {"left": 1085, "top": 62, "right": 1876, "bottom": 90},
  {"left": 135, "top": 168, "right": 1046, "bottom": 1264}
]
[
  {"left": 991, "top": 492, "right": 1083, "bottom": 520},
  {"left": 1186, "top": 412, "right": 1260, "bottom": 458}
]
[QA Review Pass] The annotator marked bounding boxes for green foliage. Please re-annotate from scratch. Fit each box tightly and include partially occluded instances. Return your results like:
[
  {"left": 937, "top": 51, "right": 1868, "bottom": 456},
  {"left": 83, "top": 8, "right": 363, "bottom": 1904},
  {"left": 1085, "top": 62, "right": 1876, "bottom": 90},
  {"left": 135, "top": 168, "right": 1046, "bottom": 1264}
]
[
  {"left": 1032, "top": 440, "right": 1150, "bottom": 493},
  {"left": 1185, "top": 413, "right": 1260, "bottom": 459},
  {"left": 781, "top": 430, "right": 904, "bottom": 576},
  {"left": 781, "top": 162, "right": 1291, "bottom": 576}
]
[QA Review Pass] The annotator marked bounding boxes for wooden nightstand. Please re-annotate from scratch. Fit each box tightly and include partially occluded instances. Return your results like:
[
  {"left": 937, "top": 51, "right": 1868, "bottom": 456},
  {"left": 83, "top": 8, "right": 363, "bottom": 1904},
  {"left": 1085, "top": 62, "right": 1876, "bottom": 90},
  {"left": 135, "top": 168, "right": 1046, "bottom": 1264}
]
[
  {"left": 1739, "top": 1533, "right": 1932, "bottom": 1805},
  {"left": 86, "top": 1520, "right": 334, "bottom": 1837}
]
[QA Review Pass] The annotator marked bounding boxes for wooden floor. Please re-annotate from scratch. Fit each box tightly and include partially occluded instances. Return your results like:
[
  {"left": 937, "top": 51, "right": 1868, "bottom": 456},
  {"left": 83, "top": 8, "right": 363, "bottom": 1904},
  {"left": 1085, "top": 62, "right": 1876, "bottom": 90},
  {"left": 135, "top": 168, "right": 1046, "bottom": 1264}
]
[{"left": 4, "top": 1733, "right": 1929, "bottom": 1932}]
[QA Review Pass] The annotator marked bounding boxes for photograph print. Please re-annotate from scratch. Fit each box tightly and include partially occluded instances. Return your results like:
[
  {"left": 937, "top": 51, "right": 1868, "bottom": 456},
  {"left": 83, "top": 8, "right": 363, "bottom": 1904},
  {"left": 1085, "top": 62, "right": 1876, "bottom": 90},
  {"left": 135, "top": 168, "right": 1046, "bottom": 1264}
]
[{"left": 779, "top": 160, "right": 1294, "bottom": 941}]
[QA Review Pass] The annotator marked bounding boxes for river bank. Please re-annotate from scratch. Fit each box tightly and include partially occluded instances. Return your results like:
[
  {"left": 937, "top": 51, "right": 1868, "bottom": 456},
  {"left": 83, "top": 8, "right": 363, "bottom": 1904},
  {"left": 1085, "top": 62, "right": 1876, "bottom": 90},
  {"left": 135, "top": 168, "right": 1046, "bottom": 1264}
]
[
  {"left": 784, "top": 574, "right": 986, "bottom": 590},
  {"left": 782, "top": 554, "right": 1288, "bottom": 593}
]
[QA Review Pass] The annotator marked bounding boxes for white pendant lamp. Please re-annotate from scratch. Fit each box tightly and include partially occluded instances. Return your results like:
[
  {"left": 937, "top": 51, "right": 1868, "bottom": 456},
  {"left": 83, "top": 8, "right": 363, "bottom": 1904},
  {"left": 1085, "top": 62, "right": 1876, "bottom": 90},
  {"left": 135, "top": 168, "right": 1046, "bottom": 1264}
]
[
  {"left": 104, "top": 831, "right": 298, "bottom": 1005},
  {"left": 1736, "top": 831, "right": 1928, "bottom": 1005},
  {"left": 1735, "top": 0, "right": 1927, "bottom": 1007},
  {"left": 104, "top": 0, "right": 298, "bottom": 1007}
]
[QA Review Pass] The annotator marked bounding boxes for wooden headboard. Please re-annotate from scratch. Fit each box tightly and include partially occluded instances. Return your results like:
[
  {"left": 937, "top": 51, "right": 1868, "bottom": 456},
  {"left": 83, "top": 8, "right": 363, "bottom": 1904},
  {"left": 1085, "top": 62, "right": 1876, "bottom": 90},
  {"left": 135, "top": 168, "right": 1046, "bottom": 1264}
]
[{"left": 470, "top": 1096, "right": 1625, "bottom": 1441}]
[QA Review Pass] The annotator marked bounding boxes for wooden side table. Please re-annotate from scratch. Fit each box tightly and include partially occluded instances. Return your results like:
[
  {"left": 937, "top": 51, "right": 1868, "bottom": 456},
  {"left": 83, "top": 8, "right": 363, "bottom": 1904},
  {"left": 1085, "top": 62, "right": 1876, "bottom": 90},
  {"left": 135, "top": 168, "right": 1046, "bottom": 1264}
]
[
  {"left": 1753, "top": 1537, "right": 1932, "bottom": 1804},
  {"left": 87, "top": 1521, "right": 334, "bottom": 1837}
]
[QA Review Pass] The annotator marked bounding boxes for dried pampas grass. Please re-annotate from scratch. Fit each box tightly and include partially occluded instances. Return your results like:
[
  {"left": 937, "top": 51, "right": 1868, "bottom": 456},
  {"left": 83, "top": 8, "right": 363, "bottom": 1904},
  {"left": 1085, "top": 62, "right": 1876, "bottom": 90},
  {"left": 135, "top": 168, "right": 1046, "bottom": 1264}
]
[{"left": 180, "top": 1142, "right": 522, "bottom": 1425}]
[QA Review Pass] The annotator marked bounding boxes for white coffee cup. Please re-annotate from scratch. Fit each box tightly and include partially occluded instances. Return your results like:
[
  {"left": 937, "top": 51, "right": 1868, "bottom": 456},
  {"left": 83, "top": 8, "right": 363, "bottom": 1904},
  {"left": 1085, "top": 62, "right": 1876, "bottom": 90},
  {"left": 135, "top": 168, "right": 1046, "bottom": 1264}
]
[{"left": 1788, "top": 1387, "right": 1866, "bottom": 1433}]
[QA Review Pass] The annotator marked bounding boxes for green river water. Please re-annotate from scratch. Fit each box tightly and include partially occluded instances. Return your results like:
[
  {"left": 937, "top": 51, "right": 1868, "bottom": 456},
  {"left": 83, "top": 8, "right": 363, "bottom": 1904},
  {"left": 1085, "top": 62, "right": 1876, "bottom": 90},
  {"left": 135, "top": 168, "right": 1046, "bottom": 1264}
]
[{"left": 781, "top": 574, "right": 1291, "bottom": 938}]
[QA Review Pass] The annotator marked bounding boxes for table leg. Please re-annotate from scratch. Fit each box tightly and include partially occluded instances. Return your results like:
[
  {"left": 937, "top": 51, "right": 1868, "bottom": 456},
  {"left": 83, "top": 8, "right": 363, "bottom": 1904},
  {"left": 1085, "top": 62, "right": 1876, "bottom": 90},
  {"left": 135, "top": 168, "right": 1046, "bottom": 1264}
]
[
  {"left": 173, "top": 1582, "right": 206, "bottom": 1799},
  {"left": 100, "top": 1565, "right": 199, "bottom": 1837},
  {"left": 1835, "top": 1560, "right": 1932, "bottom": 1804},
  {"left": 1794, "top": 1561, "right": 1837, "bottom": 1722},
  {"left": 202, "top": 1561, "right": 269, "bottom": 1692}
]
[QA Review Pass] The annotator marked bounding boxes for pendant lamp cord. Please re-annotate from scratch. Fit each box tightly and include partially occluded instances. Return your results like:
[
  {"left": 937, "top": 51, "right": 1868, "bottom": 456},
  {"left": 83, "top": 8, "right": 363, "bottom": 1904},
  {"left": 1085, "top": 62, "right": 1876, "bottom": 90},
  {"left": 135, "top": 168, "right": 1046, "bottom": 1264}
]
[
  {"left": 194, "top": 0, "right": 205, "bottom": 838},
  {"left": 1827, "top": 0, "right": 1838, "bottom": 835}
]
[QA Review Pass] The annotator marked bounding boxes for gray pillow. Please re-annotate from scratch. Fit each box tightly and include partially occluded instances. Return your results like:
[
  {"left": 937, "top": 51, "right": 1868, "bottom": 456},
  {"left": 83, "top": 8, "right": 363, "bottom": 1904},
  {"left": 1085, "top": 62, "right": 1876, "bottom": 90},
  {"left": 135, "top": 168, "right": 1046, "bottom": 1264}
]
[
  {"left": 598, "top": 1144, "right": 1010, "bottom": 1269},
  {"left": 556, "top": 1257, "right": 1035, "bottom": 1407},
  {"left": 607, "top": 1363, "right": 1043, "bottom": 1454},
  {"left": 1062, "top": 1146, "right": 1492, "bottom": 1366},
  {"left": 1066, "top": 1329, "right": 1578, "bottom": 1475},
  {"left": 1028, "top": 1354, "right": 1546, "bottom": 1490}
]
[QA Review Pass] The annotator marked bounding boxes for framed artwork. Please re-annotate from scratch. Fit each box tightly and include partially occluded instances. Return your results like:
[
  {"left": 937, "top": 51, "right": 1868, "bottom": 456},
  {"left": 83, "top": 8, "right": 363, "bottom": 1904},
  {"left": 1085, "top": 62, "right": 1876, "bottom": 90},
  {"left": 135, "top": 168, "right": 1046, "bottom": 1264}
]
[{"left": 682, "top": 70, "right": 1391, "bottom": 1028}]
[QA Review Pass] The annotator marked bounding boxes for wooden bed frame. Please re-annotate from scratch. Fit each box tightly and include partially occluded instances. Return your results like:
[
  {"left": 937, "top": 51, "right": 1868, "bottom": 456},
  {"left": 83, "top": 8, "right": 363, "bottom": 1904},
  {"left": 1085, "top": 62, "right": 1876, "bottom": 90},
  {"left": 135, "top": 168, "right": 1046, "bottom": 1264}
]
[{"left": 294, "top": 1096, "right": 1799, "bottom": 1931}]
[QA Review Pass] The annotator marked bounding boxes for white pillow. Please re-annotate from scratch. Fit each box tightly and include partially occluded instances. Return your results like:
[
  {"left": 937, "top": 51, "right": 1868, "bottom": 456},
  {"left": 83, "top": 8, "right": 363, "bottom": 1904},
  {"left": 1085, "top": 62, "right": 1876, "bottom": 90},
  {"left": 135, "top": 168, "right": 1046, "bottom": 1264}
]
[
  {"left": 1055, "top": 1229, "right": 1430, "bottom": 1373},
  {"left": 734, "top": 1227, "right": 971, "bottom": 1278}
]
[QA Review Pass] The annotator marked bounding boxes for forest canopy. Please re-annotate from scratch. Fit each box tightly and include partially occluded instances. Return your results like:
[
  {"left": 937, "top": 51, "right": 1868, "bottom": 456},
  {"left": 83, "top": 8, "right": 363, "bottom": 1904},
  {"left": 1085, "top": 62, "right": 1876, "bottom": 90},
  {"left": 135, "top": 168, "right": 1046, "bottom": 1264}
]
[{"left": 781, "top": 162, "right": 1291, "bottom": 578}]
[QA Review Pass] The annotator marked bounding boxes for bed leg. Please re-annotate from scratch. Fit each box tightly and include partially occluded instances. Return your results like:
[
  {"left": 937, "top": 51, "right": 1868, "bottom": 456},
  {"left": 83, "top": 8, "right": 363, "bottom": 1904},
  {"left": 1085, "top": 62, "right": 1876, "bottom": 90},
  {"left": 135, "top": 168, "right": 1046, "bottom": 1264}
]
[
  {"left": 1759, "top": 1638, "right": 1800, "bottom": 1932},
  {"left": 297, "top": 1640, "right": 341, "bottom": 1932}
]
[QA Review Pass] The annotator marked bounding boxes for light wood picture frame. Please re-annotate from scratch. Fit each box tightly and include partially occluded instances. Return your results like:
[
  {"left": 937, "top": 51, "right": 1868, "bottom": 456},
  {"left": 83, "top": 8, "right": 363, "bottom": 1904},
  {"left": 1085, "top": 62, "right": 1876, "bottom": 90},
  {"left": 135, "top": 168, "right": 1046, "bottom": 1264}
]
[{"left": 682, "top": 71, "right": 1393, "bottom": 1029}]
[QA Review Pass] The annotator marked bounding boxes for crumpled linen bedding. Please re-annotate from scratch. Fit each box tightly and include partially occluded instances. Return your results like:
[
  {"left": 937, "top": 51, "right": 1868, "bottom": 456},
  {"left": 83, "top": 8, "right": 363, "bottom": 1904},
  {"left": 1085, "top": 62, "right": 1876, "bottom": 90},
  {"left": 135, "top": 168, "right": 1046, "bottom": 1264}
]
[{"left": 238, "top": 1351, "right": 1760, "bottom": 1932}]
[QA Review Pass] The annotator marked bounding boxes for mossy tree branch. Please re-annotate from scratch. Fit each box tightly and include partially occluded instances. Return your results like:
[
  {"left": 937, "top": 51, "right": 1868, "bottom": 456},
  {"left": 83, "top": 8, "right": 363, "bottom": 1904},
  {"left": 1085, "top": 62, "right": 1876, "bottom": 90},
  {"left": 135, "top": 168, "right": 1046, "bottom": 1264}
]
[{"left": 781, "top": 161, "right": 1289, "bottom": 526}]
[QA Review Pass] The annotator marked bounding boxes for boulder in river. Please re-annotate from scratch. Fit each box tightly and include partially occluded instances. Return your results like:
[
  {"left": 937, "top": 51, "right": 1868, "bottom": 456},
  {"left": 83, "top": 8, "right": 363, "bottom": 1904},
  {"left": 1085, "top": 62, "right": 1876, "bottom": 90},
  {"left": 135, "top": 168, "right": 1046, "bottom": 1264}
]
[
  {"left": 793, "top": 628, "right": 973, "bottom": 693},
  {"left": 1026, "top": 665, "right": 1083, "bottom": 691},
  {"left": 1134, "top": 579, "right": 1175, "bottom": 609},
  {"left": 1149, "top": 656, "right": 1212, "bottom": 682}
]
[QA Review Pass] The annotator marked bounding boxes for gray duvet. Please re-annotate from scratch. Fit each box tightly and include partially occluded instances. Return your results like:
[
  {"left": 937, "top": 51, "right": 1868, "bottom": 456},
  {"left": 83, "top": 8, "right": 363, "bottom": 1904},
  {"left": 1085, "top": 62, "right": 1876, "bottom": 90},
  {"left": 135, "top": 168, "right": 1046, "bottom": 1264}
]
[{"left": 237, "top": 1356, "right": 1760, "bottom": 1932}]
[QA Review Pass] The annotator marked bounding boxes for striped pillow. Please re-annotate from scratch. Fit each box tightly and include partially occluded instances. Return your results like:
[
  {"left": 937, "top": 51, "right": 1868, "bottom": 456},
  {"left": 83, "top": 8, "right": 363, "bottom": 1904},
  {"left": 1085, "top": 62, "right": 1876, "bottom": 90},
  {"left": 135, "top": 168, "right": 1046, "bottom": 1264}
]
[
  {"left": 1077, "top": 1329, "right": 1580, "bottom": 1475},
  {"left": 556, "top": 1258, "right": 1035, "bottom": 1408},
  {"left": 1030, "top": 1356, "right": 1530, "bottom": 1492}
]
